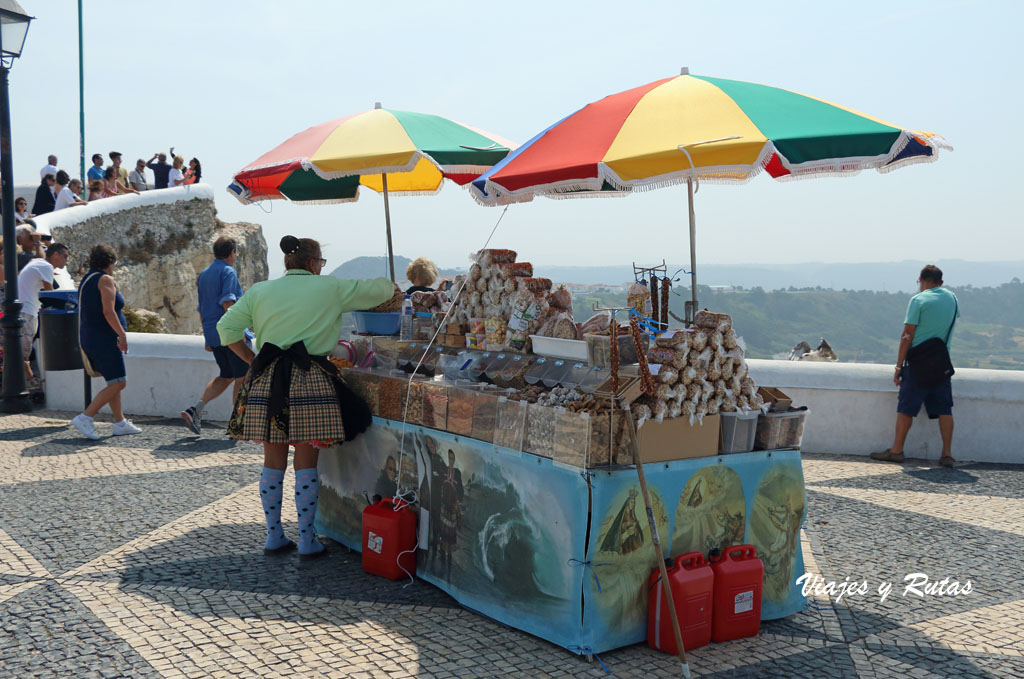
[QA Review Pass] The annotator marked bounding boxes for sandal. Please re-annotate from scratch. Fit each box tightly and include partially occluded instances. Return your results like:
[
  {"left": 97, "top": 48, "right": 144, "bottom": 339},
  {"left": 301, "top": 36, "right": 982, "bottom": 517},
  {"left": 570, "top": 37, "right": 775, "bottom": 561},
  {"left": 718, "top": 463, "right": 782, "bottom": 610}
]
[
  {"left": 869, "top": 449, "right": 904, "bottom": 463},
  {"left": 939, "top": 456, "right": 955, "bottom": 468}
]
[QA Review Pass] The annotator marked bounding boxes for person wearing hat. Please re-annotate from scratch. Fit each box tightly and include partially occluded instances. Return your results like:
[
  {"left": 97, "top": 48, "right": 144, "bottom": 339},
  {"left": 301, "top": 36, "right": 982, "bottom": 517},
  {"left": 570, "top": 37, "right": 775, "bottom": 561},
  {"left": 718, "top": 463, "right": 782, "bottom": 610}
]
[{"left": 15, "top": 222, "right": 45, "bottom": 272}]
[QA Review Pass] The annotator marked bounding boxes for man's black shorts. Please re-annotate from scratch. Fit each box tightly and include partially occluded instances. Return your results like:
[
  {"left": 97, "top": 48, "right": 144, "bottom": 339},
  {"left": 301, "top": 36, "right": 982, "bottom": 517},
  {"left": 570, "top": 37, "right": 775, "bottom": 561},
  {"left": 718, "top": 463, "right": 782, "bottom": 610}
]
[{"left": 212, "top": 345, "right": 249, "bottom": 379}]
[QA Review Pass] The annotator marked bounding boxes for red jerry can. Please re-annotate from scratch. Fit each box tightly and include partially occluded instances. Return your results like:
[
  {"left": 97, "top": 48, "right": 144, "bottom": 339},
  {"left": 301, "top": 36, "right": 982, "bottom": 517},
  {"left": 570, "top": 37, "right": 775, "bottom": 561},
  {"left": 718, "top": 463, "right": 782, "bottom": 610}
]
[
  {"left": 361, "top": 498, "right": 417, "bottom": 580},
  {"left": 648, "top": 552, "right": 714, "bottom": 653},
  {"left": 709, "top": 545, "right": 764, "bottom": 642}
]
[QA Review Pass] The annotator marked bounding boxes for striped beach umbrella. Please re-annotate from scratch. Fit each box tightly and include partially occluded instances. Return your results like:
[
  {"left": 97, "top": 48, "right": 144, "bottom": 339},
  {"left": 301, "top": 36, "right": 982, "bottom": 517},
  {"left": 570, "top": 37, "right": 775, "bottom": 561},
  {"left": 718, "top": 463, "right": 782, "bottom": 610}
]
[
  {"left": 470, "top": 69, "right": 951, "bottom": 316},
  {"left": 228, "top": 104, "right": 514, "bottom": 280}
]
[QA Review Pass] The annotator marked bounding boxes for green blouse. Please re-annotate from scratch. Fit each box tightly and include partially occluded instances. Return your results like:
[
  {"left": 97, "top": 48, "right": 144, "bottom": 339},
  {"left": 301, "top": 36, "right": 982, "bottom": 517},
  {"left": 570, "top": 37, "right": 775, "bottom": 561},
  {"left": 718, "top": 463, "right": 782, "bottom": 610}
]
[{"left": 217, "top": 270, "right": 394, "bottom": 356}]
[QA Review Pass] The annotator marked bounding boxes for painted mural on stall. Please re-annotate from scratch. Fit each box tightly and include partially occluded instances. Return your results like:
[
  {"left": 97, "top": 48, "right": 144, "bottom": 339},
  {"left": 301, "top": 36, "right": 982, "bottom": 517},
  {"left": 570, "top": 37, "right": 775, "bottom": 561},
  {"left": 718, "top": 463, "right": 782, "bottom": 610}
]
[
  {"left": 671, "top": 464, "right": 746, "bottom": 557},
  {"left": 746, "top": 459, "right": 806, "bottom": 614},
  {"left": 316, "top": 418, "right": 587, "bottom": 649},
  {"left": 588, "top": 482, "right": 670, "bottom": 633}
]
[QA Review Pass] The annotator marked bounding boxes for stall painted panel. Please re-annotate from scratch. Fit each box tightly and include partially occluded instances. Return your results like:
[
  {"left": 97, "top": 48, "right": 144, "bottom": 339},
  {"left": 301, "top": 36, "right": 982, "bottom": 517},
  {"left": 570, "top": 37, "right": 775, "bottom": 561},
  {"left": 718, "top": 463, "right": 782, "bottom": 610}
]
[{"left": 316, "top": 419, "right": 806, "bottom": 655}]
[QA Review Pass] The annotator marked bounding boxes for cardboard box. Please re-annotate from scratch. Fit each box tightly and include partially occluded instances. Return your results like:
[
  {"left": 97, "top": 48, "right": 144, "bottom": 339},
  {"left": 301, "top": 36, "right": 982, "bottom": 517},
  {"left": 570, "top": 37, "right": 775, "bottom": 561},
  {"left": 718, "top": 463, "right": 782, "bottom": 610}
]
[
  {"left": 635, "top": 414, "right": 721, "bottom": 462},
  {"left": 757, "top": 386, "right": 792, "bottom": 412}
]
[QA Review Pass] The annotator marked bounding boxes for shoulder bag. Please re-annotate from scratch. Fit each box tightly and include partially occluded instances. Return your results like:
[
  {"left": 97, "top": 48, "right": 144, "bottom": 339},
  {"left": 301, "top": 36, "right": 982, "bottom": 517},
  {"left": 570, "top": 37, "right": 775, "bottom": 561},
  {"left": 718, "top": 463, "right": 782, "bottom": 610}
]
[
  {"left": 78, "top": 271, "right": 104, "bottom": 378},
  {"left": 904, "top": 297, "right": 958, "bottom": 389}
]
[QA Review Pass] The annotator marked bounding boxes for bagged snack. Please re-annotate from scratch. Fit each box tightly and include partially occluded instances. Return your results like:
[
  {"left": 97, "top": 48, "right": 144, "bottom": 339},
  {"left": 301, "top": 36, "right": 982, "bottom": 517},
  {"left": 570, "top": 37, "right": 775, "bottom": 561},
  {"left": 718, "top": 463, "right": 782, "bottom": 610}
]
[
  {"left": 693, "top": 310, "right": 732, "bottom": 332},
  {"left": 627, "top": 281, "right": 652, "bottom": 317},
  {"left": 549, "top": 284, "right": 573, "bottom": 311},
  {"left": 579, "top": 311, "right": 611, "bottom": 335},
  {"left": 647, "top": 346, "right": 688, "bottom": 369},
  {"left": 655, "top": 329, "right": 692, "bottom": 349},
  {"left": 691, "top": 328, "right": 709, "bottom": 351},
  {"left": 655, "top": 366, "right": 678, "bottom": 384}
]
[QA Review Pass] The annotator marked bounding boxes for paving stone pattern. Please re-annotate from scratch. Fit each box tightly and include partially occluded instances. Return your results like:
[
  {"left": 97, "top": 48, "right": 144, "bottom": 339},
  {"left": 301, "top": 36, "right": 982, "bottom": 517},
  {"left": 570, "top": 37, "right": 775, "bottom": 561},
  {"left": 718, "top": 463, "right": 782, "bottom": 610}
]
[{"left": 1, "top": 410, "right": 1022, "bottom": 678}]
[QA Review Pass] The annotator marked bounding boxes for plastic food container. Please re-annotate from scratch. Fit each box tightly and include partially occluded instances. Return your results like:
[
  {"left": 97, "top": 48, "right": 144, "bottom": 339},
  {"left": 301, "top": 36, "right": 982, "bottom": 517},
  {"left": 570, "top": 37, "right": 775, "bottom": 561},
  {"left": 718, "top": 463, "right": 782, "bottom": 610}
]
[
  {"left": 719, "top": 410, "right": 759, "bottom": 454},
  {"left": 541, "top": 360, "right": 571, "bottom": 388},
  {"left": 447, "top": 387, "right": 474, "bottom": 435},
  {"left": 496, "top": 354, "right": 534, "bottom": 390},
  {"left": 554, "top": 409, "right": 590, "bottom": 467},
  {"left": 579, "top": 366, "right": 608, "bottom": 394},
  {"left": 484, "top": 353, "right": 514, "bottom": 383},
  {"left": 529, "top": 335, "right": 589, "bottom": 361},
  {"left": 524, "top": 403, "right": 556, "bottom": 457},
  {"left": 754, "top": 409, "right": 809, "bottom": 450},
  {"left": 586, "top": 333, "right": 649, "bottom": 368},
  {"left": 467, "top": 352, "right": 494, "bottom": 381},
  {"left": 524, "top": 357, "right": 550, "bottom": 385},
  {"left": 495, "top": 397, "right": 528, "bottom": 451},
  {"left": 559, "top": 363, "right": 592, "bottom": 390},
  {"left": 471, "top": 391, "right": 498, "bottom": 442},
  {"left": 351, "top": 311, "right": 401, "bottom": 335}
]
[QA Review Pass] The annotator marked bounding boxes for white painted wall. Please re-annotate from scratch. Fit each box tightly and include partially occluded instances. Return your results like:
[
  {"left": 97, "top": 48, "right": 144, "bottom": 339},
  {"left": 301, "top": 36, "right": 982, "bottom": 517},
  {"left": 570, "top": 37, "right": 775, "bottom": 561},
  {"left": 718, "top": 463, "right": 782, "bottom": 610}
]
[
  {"left": 43, "top": 335, "right": 1024, "bottom": 463},
  {"left": 747, "top": 359, "right": 1024, "bottom": 464},
  {"left": 43, "top": 332, "right": 237, "bottom": 423}
]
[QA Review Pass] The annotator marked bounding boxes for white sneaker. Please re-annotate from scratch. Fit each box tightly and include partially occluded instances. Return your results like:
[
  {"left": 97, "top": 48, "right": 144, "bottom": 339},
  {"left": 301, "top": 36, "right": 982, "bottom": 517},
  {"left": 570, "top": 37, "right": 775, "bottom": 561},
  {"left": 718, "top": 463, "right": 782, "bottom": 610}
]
[
  {"left": 71, "top": 414, "right": 101, "bottom": 440},
  {"left": 112, "top": 419, "right": 142, "bottom": 436}
]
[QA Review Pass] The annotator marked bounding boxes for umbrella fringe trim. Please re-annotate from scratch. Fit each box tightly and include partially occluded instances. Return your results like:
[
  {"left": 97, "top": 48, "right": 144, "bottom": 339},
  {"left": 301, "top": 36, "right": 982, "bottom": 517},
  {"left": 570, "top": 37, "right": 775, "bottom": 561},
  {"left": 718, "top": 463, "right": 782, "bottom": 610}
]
[{"left": 469, "top": 131, "right": 951, "bottom": 204}]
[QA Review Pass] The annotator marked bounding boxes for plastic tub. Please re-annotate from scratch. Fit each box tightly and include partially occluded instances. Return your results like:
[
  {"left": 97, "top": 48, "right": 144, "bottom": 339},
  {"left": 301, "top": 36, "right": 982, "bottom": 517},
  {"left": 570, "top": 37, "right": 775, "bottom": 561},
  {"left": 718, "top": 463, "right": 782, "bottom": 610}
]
[
  {"left": 351, "top": 311, "right": 401, "bottom": 335},
  {"left": 524, "top": 357, "right": 550, "bottom": 385},
  {"left": 586, "top": 333, "right": 649, "bottom": 368},
  {"left": 754, "top": 409, "right": 809, "bottom": 450},
  {"left": 542, "top": 360, "right": 571, "bottom": 388},
  {"left": 530, "top": 335, "right": 589, "bottom": 361},
  {"left": 559, "top": 363, "right": 592, "bottom": 389},
  {"left": 719, "top": 410, "right": 759, "bottom": 454}
]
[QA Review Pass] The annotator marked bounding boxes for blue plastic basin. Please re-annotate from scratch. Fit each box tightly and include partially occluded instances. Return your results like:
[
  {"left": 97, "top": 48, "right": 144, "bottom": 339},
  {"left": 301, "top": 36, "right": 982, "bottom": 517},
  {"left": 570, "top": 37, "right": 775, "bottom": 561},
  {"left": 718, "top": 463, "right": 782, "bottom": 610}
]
[{"left": 351, "top": 311, "right": 401, "bottom": 335}]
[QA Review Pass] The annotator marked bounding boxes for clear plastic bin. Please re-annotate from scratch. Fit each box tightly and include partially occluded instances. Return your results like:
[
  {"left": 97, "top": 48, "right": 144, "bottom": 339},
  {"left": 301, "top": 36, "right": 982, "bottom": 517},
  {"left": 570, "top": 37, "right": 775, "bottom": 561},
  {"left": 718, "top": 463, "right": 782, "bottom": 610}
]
[
  {"left": 484, "top": 353, "right": 514, "bottom": 383},
  {"left": 719, "top": 410, "right": 759, "bottom": 454},
  {"left": 579, "top": 366, "right": 608, "bottom": 394},
  {"left": 541, "top": 360, "right": 571, "bottom": 388},
  {"left": 447, "top": 387, "right": 474, "bottom": 435},
  {"left": 467, "top": 352, "right": 495, "bottom": 381},
  {"left": 524, "top": 357, "right": 550, "bottom": 385},
  {"left": 341, "top": 369, "right": 381, "bottom": 417},
  {"left": 754, "top": 409, "right": 809, "bottom": 450},
  {"left": 559, "top": 362, "right": 592, "bottom": 389},
  {"left": 495, "top": 397, "right": 528, "bottom": 450},
  {"left": 471, "top": 391, "right": 498, "bottom": 442},
  {"left": 496, "top": 354, "right": 534, "bottom": 389},
  {"left": 422, "top": 383, "right": 448, "bottom": 430},
  {"left": 554, "top": 409, "right": 590, "bottom": 467},
  {"left": 524, "top": 403, "right": 556, "bottom": 457},
  {"left": 586, "top": 333, "right": 649, "bottom": 368}
]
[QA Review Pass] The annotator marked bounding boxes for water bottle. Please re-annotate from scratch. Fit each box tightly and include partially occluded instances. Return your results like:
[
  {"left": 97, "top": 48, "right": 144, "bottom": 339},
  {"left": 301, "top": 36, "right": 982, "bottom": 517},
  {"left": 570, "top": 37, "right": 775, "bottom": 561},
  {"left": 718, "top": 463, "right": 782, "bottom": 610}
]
[{"left": 400, "top": 295, "right": 414, "bottom": 340}]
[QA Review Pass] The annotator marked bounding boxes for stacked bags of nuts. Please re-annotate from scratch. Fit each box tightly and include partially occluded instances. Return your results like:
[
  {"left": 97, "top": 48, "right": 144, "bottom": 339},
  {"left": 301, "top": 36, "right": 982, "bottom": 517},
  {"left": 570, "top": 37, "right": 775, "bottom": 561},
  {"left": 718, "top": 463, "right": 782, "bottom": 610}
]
[{"left": 631, "top": 310, "right": 765, "bottom": 426}]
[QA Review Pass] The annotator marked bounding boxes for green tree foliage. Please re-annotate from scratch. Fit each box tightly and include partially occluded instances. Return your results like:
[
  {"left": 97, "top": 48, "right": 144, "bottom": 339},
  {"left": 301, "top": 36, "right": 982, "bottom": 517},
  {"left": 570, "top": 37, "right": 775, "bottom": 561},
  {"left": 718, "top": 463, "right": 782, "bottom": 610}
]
[{"left": 571, "top": 279, "right": 1024, "bottom": 369}]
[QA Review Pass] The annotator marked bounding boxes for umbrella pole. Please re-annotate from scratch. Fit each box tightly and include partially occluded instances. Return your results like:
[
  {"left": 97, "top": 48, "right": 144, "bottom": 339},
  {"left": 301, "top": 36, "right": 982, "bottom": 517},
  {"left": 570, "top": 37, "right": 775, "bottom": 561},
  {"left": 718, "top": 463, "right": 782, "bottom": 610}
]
[
  {"left": 382, "top": 173, "right": 396, "bottom": 282},
  {"left": 686, "top": 178, "right": 698, "bottom": 325},
  {"left": 625, "top": 406, "right": 692, "bottom": 679}
]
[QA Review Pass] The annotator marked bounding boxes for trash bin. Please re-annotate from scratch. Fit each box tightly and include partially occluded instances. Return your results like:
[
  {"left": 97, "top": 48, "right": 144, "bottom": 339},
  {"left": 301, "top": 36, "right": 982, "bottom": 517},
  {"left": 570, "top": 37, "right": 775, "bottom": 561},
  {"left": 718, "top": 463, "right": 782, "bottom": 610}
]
[{"left": 38, "top": 289, "right": 83, "bottom": 371}]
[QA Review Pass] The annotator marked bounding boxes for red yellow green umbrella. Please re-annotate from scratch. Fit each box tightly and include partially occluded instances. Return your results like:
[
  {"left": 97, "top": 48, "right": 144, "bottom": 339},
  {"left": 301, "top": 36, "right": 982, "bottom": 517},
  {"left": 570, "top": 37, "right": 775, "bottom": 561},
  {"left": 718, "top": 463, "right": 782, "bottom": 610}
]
[
  {"left": 228, "top": 105, "right": 514, "bottom": 279},
  {"left": 471, "top": 70, "right": 951, "bottom": 316}
]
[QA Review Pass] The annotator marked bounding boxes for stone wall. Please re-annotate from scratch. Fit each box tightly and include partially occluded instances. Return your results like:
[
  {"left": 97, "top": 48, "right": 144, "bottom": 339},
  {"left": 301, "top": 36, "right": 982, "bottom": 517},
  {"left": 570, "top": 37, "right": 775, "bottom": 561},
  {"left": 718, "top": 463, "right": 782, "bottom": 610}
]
[{"left": 32, "top": 186, "right": 268, "bottom": 335}]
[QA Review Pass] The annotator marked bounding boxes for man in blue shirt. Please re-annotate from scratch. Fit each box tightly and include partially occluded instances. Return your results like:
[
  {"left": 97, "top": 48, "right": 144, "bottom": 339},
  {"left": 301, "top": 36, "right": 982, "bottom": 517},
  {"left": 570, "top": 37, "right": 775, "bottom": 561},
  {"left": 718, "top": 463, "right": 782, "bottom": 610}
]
[
  {"left": 181, "top": 237, "right": 250, "bottom": 435},
  {"left": 872, "top": 265, "right": 960, "bottom": 467},
  {"left": 146, "top": 153, "right": 172, "bottom": 190},
  {"left": 86, "top": 154, "right": 105, "bottom": 181}
]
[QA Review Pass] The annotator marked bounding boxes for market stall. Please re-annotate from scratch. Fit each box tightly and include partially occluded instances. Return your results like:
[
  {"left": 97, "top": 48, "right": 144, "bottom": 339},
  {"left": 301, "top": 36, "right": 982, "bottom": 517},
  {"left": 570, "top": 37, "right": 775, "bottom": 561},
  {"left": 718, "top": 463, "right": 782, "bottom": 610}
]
[{"left": 314, "top": 247, "right": 808, "bottom": 655}]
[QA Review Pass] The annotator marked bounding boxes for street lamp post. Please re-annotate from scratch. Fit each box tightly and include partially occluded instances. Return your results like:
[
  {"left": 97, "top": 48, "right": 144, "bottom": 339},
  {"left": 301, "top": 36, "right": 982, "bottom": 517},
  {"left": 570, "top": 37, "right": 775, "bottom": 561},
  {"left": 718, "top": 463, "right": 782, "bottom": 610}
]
[{"left": 0, "top": 0, "right": 33, "bottom": 413}]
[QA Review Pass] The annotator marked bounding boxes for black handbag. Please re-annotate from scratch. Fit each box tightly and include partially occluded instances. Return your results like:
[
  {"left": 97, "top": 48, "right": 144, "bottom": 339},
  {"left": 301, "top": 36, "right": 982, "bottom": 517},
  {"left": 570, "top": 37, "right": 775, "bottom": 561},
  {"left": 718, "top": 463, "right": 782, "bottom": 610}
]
[{"left": 904, "top": 298, "right": 958, "bottom": 389}]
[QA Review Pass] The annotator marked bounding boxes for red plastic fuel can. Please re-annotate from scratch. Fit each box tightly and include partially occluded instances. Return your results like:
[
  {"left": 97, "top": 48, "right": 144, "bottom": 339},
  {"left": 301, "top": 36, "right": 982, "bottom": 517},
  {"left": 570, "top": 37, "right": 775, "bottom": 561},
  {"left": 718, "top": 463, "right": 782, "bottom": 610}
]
[
  {"left": 648, "top": 552, "right": 714, "bottom": 653},
  {"left": 361, "top": 498, "right": 417, "bottom": 580},
  {"left": 709, "top": 544, "right": 764, "bottom": 642}
]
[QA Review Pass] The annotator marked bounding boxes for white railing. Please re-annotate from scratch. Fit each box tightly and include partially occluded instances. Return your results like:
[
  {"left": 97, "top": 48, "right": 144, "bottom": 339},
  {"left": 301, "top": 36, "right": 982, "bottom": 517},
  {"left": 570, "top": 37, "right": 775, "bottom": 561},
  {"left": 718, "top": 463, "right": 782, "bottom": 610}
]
[{"left": 43, "top": 335, "right": 1024, "bottom": 463}]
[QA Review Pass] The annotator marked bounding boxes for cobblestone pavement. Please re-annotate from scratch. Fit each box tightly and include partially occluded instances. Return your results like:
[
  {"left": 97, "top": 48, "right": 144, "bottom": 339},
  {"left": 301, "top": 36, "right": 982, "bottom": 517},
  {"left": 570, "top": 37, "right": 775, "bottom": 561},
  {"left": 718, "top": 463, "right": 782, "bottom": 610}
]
[{"left": 2, "top": 410, "right": 1022, "bottom": 678}]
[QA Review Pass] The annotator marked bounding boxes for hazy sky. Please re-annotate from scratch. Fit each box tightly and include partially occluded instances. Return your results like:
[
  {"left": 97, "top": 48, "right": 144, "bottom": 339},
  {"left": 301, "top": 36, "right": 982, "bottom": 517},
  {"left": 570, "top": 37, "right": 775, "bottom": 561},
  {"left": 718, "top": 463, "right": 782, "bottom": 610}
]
[{"left": 10, "top": 1, "right": 1020, "bottom": 278}]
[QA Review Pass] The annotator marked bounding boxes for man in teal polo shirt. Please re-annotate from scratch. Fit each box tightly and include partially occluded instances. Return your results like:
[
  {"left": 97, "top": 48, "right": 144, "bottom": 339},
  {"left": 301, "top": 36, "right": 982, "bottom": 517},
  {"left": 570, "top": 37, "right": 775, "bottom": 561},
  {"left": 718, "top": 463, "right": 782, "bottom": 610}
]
[{"left": 871, "top": 265, "right": 960, "bottom": 467}]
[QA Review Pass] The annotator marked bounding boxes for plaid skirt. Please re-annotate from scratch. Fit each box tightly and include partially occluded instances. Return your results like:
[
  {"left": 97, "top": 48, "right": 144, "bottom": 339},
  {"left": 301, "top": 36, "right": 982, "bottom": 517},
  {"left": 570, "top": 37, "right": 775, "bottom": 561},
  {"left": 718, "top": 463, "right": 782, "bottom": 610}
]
[{"left": 228, "top": 357, "right": 348, "bottom": 445}]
